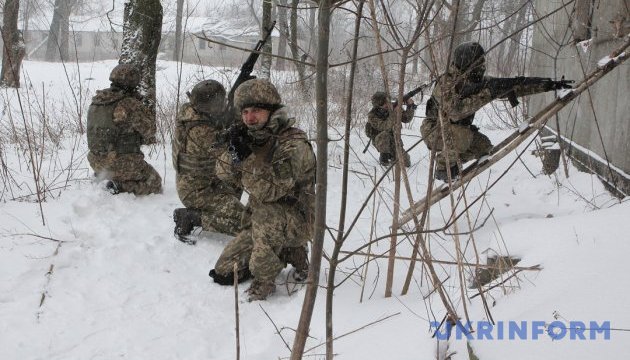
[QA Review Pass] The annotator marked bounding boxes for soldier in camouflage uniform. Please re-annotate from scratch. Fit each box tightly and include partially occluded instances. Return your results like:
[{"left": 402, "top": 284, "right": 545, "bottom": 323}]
[
  {"left": 421, "top": 42, "right": 573, "bottom": 181},
  {"left": 87, "top": 64, "right": 162, "bottom": 195},
  {"left": 172, "top": 80, "right": 245, "bottom": 241},
  {"left": 208, "top": 79, "right": 315, "bottom": 301},
  {"left": 365, "top": 91, "right": 416, "bottom": 166}
]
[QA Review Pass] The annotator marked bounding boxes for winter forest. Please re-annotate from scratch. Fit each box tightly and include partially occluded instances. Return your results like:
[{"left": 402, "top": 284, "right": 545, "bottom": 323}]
[{"left": 1, "top": 0, "right": 629, "bottom": 359}]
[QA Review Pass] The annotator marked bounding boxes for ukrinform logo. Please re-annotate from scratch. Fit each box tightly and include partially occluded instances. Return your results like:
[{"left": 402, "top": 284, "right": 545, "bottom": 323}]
[{"left": 431, "top": 320, "right": 611, "bottom": 341}]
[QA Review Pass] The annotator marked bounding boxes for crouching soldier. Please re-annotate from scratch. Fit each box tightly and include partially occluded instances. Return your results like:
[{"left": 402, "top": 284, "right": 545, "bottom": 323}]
[
  {"left": 172, "top": 80, "right": 245, "bottom": 242},
  {"left": 87, "top": 64, "right": 162, "bottom": 195},
  {"left": 421, "top": 42, "right": 573, "bottom": 181},
  {"left": 208, "top": 79, "right": 315, "bottom": 301},
  {"left": 365, "top": 91, "right": 416, "bottom": 166}
]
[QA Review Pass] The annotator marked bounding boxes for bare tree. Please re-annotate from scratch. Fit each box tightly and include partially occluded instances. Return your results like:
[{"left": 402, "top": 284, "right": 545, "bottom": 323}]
[
  {"left": 58, "top": 0, "right": 77, "bottom": 61},
  {"left": 1, "top": 0, "right": 26, "bottom": 87},
  {"left": 289, "top": 0, "right": 308, "bottom": 93},
  {"left": 291, "top": 0, "right": 336, "bottom": 358},
  {"left": 275, "top": 0, "right": 289, "bottom": 70},
  {"left": 120, "top": 0, "right": 163, "bottom": 116},
  {"left": 45, "top": 0, "right": 64, "bottom": 61},
  {"left": 42, "top": 0, "right": 79, "bottom": 61},
  {"left": 324, "top": 3, "right": 364, "bottom": 358},
  {"left": 260, "top": 0, "right": 274, "bottom": 78},
  {"left": 173, "top": 0, "right": 184, "bottom": 61}
]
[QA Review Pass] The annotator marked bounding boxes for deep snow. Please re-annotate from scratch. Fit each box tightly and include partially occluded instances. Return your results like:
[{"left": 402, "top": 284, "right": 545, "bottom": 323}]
[{"left": 1, "top": 60, "right": 628, "bottom": 359}]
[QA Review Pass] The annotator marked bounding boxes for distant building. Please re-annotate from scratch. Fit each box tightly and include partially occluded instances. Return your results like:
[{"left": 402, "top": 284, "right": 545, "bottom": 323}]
[
  {"left": 12, "top": 13, "right": 276, "bottom": 68},
  {"left": 529, "top": 0, "right": 630, "bottom": 196}
]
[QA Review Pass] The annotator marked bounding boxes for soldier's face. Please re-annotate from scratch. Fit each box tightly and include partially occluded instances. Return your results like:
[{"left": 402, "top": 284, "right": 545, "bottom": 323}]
[{"left": 241, "top": 107, "right": 271, "bottom": 129}]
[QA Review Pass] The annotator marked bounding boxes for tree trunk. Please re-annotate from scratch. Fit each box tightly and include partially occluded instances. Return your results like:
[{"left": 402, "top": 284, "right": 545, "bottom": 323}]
[
  {"left": 45, "top": 0, "right": 63, "bottom": 61},
  {"left": 120, "top": 0, "right": 163, "bottom": 116},
  {"left": 1, "top": 0, "right": 26, "bottom": 87},
  {"left": 59, "top": 0, "right": 74, "bottom": 61},
  {"left": 22, "top": 0, "right": 32, "bottom": 41},
  {"left": 289, "top": 0, "right": 308, "bottom": 94},
  {"left": 260, "top": 0, "right": 273, "bottom": 79},
  {"left": 325, "top": 3, "right": 364, "bottom": 357},
  {"left": 275, "top": 0, "right": 289, "bottom": 70},
  {"left": 291, "top": 0, "right": 331, "bottom": 358},
  {"left": 173, "top": 0, "right": 184, "bottom": 61},
  {"left": 573, "top": 0, "right": 594, "bottom": 42},
  {"left": 308, "top": 3, "right": 317, "bottom": 60}
]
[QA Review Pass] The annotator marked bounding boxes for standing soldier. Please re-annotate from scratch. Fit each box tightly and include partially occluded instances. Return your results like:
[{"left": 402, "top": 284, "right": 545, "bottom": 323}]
[
  {"left": 208, "top": 79, "right": 315, "bottom": 302},
  {"left": 172, "top": 80, "right": 244, "bottom": 241},
  {"left": 421, "top": 42, "right": 573, "bottom": 181},
  {"left": 365, "top": 91, "right": 416, "bottom": 166},
  {"left": 87, "top": 64, "right": 162, "bottom": 195}
]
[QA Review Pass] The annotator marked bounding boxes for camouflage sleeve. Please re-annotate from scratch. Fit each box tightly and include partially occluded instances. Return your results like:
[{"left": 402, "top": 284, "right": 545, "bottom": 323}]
[
  {"left": 113, "top": 97, "right": 157, "bottom": 144},
  {"left": 511, "top": 77, "right": 554, "bottom": 98},
  {"left": 438, "top": 76, "right": 494, "bottom": 122},
  {"left": 247, "top": 139, "right": 315, "bottom": 203},
  {"left": 367, "top": 111, "right": 393, "bottom": 132},
  {"left": 187, "top": 125, "right": 221, "bottom": 159},
  {"left": 216, "top": 150, "right": 241, "bottom": 186}
]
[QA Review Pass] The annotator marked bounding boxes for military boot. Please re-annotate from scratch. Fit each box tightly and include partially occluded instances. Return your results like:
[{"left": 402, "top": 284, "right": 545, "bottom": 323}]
[
  {"left": 280, "top": 246, "right": 309, "bottom": 282},
  {"left": 173, "top": 208, "right": 202, "bottom": 243},
  {"left": 105, "top": 180, "right": 120, "bottom": 195},
  {"left": 434, "top": 165, "right": 460, "bottom": 182},
  {"left": 403, "top": 152, "right": 411, "bottom": 168},
  {"left": 246, "top": 280, "right": 276, "bottom": 302},
  {"left": 209, "top": 268, "right": 252, "bottom": 285},
  {"left": 379, "top": 153, "right": 394, "bottom": 166}
]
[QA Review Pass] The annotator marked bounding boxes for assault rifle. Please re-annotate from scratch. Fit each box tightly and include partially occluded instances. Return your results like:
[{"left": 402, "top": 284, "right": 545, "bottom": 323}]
[
  {"left": 224, "top": 20, "right": 277, "bottom": 124},
  {"left": 391, "top": 83, "right": 430, "bottom": 108},
  {"left": 458, "top": 76, "right": 574, "bottom": 108},
  {"left": 362, "top": 82, "right": 433, "bottom": 154},
  {"left": 214, "top": 21, "right": 276, "bottom": 162}
]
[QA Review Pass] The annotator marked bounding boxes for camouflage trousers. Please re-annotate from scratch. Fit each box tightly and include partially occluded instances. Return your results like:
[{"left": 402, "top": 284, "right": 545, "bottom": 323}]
[
  {"left": 420, "top": 120, "right": 492, "bottom": 170},
  {"left": 373, "top": 131, "right": 410, "bottom": 164},
  {"left": 88, "top": 151, "right": 162, "bottom": 195},
  {"left": 214, "top": 202, "right": 312, "bottom": 284},
  {"left": 176, "top": 176, "right": 244, "bottom": 236}
]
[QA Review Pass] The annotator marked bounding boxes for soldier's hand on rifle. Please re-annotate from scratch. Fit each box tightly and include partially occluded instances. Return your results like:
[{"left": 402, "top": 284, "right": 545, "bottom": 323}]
[
  {"left": 543, "top": 77, "right": 574, "bottom": 91},
  {"left": 406, "top": 98, "right": 418, "bottom": 110},
  {"left": 553, "top": 77, "right": 574, "bottom": 90}
]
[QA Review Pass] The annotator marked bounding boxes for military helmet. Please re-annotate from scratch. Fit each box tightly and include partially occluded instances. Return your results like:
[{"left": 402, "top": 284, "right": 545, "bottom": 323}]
[
  {"left": 234, "top": 79, "right": 282, "bottom": 111},
  {"left": 189, "top": 80, "right": 226, "bottom": 114},
  {"left": 452, "top": 42, "right": 486, "bottom": 72},
  {"left": 371, "top": 91, "right": 389, "bottom": 107},
  {"left": 109, "top": 64, "right": 141, "bottom": 89}
]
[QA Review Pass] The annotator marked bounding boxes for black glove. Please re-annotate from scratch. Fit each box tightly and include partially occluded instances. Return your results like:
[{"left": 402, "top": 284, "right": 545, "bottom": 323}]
[
  {"left": 552, "top": 78, "right": 574, "bottom": 90},
  {"left": 543, "top": 77, "right": 574, "bottom": 91},
  {"left": 229, "top": 125, "right": 252, "bottom": 163}
]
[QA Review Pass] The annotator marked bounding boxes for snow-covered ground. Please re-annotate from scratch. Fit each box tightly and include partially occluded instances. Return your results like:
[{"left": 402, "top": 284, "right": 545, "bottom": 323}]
[{"left": 1, "top": 60, "right": 628, "bottom": 359}]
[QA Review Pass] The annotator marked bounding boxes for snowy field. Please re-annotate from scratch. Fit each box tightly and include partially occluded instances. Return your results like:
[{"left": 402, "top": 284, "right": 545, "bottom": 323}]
[{"left": 1, "top": 60, "right": 628, "bottom": 359}]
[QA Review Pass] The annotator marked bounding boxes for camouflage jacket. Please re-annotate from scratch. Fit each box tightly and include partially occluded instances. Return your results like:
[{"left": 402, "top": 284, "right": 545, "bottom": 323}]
[
  {"left": 87, "top": 87, "right": 155, "bottom": 154},
  {"left": 366, "top": 105, "right": 415, "bottom": 139},
  {"left": 172, "top": 103, "right": 225, "bottom": 181},
  {"left": 216, "top": 109, "right": 315, "bottom": 213},
  {"left": 426, "top": 69, "right": 554, "bottom": 126}
]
